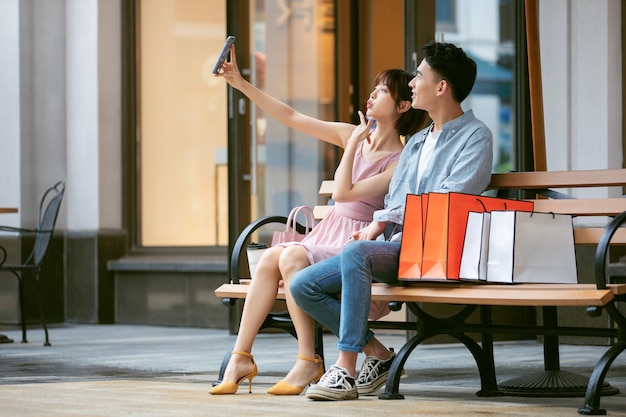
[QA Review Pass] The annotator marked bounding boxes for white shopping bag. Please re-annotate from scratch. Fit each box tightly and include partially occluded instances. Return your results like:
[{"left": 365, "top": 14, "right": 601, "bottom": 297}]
[
  {"left": 486, "top": 211, "right": 578, "bottom": 284},
  {"left": 459, "top": 211, "right": 491, "bottom": 281}
]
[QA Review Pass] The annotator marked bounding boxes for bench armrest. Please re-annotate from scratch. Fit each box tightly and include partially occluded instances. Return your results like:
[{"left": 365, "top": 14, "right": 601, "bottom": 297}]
[
  {"left": 595, "top": 210, "right": 626, "bottom": 290},
  {"left": 594, "top": 210, "right": 626, "bottom": 328},
  {"left": 229, "top": 215, "right": 309, "bottom": 283}
]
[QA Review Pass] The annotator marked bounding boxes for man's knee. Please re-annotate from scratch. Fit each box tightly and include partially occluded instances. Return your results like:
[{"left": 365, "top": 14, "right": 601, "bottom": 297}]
[
  {"left": 342, "top": 240, "right": 377, "bottom": 265},
  {"left": 342, "top": 240, "right": 365, "bottom": 259}
]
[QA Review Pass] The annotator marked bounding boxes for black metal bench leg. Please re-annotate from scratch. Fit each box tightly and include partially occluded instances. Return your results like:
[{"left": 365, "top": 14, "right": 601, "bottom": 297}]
[
  {"left": 578, "top": 341, "right": 626, "bottom": 415},
  {"left": 378, "top": 333, "right": 428, "bottom": 400},
  {"left": 477, "top": 305, "right": 500, "bottom": 396},
  {"left": 454, "top": 332, "right": 501, "bottom": 396}
]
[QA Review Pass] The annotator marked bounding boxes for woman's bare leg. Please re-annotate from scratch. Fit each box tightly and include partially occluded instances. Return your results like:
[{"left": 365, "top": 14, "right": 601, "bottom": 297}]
[
  {"left": 277, "top": 246, "right": 323, "bottom": 388},
  {"left": 220, "top": 246, "right": 284, "bottom": 384}
]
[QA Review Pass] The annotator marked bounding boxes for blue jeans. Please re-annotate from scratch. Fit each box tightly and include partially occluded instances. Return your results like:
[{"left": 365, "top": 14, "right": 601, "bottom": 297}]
[{"left": 290, "top": 240, "right": 400, "bottom": 353}]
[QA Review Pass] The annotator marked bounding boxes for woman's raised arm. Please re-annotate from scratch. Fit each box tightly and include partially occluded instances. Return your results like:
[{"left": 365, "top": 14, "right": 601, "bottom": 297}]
[{"left": 215, "top": 45, "right": 354, "bottom": 148}]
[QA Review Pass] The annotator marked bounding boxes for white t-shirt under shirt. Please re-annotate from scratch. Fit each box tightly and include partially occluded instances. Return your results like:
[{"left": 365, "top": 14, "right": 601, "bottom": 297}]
[{"left": 416, "top": 128, "right": 441, "bottom": 186}]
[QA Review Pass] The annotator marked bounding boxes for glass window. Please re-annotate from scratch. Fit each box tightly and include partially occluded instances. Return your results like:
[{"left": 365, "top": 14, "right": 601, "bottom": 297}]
[
  {"left": 436, "top": 0, "right": 514, "bottom": 172},
  {"left": 248, "top": 0, "right": 336, "bottom": 221},
  {"left": 138, "top": 0, "right": 228, "bottom": 246},
  {"left": 436, "top": 0, "right": 456, "bottom": 32}
]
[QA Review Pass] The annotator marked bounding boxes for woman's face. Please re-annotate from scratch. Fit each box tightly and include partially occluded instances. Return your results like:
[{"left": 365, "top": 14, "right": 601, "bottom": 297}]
[{"left": 366, "top": 82, "right": 399, "bottom": 122}]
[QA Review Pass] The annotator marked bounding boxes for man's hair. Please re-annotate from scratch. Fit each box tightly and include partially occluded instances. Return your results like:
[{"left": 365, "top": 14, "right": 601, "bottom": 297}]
[
  {"left": 422, "top": 41, "right": 477, "bottom": 103},
  {"left": 373, "top": 69, "right": 428, "bottom": 137}
]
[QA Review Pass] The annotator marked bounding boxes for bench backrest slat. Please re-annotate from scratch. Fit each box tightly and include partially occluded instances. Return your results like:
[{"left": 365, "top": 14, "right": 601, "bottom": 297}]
[
  {"left": 489, "top": 169, "right": 626, "bottom": 189},
  {"left": 531, "top": 198, "right": 626, "bottom": 216}
]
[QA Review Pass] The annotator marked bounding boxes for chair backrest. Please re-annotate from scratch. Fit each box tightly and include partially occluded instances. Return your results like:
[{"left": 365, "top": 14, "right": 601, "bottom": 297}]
[{"left": 29, "top": 181, "right": 65, "bottom": 267}]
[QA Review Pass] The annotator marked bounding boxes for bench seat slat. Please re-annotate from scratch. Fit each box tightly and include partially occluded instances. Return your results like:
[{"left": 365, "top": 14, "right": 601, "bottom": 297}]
[
  {"left": 215, "top": 282, "right": 620, "bottom": 307},
  {"left": 368, "top": 284, "right": 614, "bottom": 306}
]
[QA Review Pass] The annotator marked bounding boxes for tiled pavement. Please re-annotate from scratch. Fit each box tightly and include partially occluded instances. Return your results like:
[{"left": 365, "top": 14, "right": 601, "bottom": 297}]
[{"left": 0, "top": 324, "right": 625, "bottom": 416}]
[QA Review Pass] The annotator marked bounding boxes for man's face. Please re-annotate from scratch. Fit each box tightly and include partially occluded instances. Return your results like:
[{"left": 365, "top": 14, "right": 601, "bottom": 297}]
[{"left": 408, "top": 59, "right": 439, "bottom": 111}]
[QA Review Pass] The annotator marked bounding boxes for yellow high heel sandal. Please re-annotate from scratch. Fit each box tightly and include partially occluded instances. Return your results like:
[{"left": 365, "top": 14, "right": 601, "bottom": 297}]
[
  {"left": 209, "top": 351, "right": 258, "bottom": 395},
  {"left": 267, "top": 354, "right": 324, "bottom": 395}
]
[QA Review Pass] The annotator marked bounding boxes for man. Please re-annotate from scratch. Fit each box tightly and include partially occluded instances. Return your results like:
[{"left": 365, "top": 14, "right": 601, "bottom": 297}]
[{"left": 290, "top": 41, "right": 494, "bottom": 401}]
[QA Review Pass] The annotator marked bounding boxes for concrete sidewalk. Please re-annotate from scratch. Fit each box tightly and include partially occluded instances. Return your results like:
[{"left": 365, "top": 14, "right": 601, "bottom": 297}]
[{"left": 0, "top": 324, "right": 625, "bottom": 416}]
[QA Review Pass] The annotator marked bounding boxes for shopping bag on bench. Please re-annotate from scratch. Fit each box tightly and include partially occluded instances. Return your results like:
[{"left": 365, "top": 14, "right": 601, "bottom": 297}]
[
  {"left": 398, "top": 194, "right": 429, "bottom": 280},
  {"left": 420, "top": 192, "right": 534, "bottom": 280},
  {"left": 271, "top": 205, "right": 315, "bottom": 245},
  {"left": 459, "top": 211, "right": 491, "bottom": 281},
  {"left": 486, "top": 211, "right": 578, "bottom": 284}
]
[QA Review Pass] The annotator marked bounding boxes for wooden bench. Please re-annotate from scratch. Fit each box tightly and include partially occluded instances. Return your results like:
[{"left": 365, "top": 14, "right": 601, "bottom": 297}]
[{"left": 215, "top": 168, "right": 626, "bottom": 415}]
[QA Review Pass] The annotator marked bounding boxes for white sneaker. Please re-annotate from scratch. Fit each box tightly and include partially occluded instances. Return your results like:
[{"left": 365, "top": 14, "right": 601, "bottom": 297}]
[{"left": 306, "top": 365, "right": 359, "bottom": 401}]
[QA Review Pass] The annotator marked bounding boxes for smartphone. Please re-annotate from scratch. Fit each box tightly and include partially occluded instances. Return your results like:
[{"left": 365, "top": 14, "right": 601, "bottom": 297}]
[{"left": 212, "top": 36, "right": 236, "bottom": 74}]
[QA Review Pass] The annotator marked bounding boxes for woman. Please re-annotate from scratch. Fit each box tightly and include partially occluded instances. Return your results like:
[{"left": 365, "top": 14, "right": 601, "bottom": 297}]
[{"left": 210, "top": 45, "right": 427, "bottom": 395}]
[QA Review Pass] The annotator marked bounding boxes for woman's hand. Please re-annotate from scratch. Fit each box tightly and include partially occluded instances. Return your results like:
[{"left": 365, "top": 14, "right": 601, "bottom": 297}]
[
  {"left": 213, "top": 45, "right": 244, "bottom": 89},
  {"left": 347, "top": 110, "right": 373, "bottom": 146}
]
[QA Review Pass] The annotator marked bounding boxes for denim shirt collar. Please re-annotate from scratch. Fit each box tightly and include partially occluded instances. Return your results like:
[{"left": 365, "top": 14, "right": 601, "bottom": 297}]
[{"left": 416, "top": 110, "right": 475, "bottom": 144}]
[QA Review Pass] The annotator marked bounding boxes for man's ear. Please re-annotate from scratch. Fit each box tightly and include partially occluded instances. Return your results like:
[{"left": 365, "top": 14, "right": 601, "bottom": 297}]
[{"left": 437, "top": 79, "right": 448, "bottom": 95}]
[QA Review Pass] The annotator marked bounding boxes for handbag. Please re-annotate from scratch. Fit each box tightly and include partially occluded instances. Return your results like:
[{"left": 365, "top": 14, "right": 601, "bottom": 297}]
[
  {"left": 271, "top": 205, "right": 316, "bottom": 246},
  {"left": 486, "top": 211, "right": 578, "bottom": 284},
  {"left": 459, "top": 211, "right": 491, "bottom": 281},
  {"left": 420, "top": 192, "right": 534, "bottom": 280}
]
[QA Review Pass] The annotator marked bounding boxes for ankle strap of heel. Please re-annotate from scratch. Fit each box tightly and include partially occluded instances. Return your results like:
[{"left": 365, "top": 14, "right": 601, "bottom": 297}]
[
  {"left": 232, "top": 351, "right": 254, "bottom": 359},
  {"left": 297, "top": 354, "right": 323, "bottom": 364}
]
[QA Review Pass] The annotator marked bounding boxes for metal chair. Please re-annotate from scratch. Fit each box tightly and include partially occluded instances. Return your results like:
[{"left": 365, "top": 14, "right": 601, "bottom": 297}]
[{"left": 0, "top": 181, "right": 65, "bottom": 346}]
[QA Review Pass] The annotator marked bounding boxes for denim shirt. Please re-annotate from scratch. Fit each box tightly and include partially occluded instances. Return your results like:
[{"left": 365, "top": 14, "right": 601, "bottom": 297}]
[{"left": 373, "top": 110, "right": 493, "bottom": 229}]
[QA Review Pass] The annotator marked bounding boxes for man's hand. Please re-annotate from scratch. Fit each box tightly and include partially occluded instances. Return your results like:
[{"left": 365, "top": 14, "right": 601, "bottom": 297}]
[{"left": 351, "top": 220, "right": 387, "bottom": 241}]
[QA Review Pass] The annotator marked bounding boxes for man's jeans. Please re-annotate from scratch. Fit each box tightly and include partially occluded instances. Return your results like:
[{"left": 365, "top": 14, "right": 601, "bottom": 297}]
[{"left": 290, "top": 240, "right": 400, "bottom": 353}]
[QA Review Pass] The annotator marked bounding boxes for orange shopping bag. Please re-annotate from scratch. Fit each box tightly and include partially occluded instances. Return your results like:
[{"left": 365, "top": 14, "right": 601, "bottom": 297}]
[
  {"left": 398, "top": 194, "right": 428, "bottom": 280},
  {"left": 420, "top": 192, "right": 534, "bottom": 280}
]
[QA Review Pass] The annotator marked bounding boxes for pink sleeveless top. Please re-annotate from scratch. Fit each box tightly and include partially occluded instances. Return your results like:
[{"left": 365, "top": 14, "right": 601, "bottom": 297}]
[{"left": 279, "top": 141, "right": 401, "bottom": 264}]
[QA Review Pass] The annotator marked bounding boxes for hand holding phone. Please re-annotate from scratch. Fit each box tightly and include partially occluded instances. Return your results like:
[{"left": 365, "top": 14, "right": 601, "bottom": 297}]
[{"left": 212, "top": 36, "right": 236, "bottom": 74}]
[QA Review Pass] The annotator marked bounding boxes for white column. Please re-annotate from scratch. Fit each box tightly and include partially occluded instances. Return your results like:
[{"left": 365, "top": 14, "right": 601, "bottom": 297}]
[
  {"left": 65, "top": 0, "right": 121, "bottom": 230},
  {"left": 570, "top": 0, "right": 622, "bottom": 172},
  {"left": 65, "top": 0, "right": 99, "bottom": 230}
]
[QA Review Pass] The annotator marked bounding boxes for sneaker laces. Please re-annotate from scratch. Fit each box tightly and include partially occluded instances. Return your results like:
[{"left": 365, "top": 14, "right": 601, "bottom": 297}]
[
  {"left": 357, "top": 357, "right": 381, "bottom": 383},
  {"left": 319, "top": 365, "right": 354, "bottom": 388},
  {"left": 357, "top": 351, "right": 395, "bottom": 384}
]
